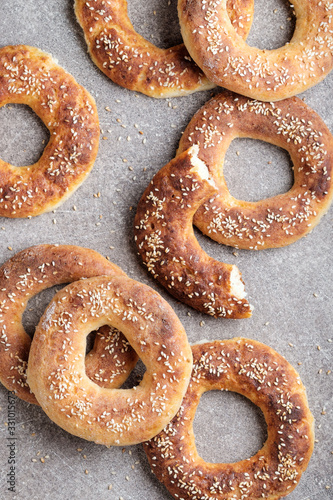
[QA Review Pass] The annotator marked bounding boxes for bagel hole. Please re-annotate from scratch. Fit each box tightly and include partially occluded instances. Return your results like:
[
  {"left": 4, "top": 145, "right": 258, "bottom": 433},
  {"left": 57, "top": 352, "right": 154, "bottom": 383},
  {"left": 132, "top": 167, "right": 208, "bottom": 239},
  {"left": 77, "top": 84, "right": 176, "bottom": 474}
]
[
  {"left": 0, "top": 104, "right": 49, "bottom": 166},
  {"left": 245, "top": 0, "right": 296, "bottom": 50},
  {"left": 120, "top": 359, "right": 146, "bottom": 389},
  {"left": 22, "top": 284, "right": 66, "bottom": 338},
  {"left": 127, "top": 0, "right": 182, "bottom": 49},
  {"left": 193, "top": 390, "right": 267, "bottom": 463},
  {"left": 223, "top": 138, "right": 294, "bottom": 202},
  {"left": 84, "top": 325, "right": 145, "bottom": 388},
  {"left": 86, "top": 330, "right": 97, "bottom": 354}
]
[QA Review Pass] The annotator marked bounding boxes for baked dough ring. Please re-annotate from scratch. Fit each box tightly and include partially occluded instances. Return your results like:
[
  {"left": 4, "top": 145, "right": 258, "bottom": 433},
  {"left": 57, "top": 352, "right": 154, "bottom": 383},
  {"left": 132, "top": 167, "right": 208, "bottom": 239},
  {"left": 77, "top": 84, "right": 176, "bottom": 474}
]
[
  {"left": 74, "top": 0, "right": 254, "bottom": 97},
  {"left": 144, "top": 338, "right": 315, "bottom": 500},
  {"left": 0, "top": 244, "right": 137, "bottom": 405},
  {"left": 0, "top": 45, "right": 99, "bottom": 217},
  {"left": 178, "top": 0, "right": 333, "bottom": 101},
  {"left": 27, "top": 275, "right": 193, "bottom": 446},
  {"left": 178, "top": 91, "right": 333, "bottom": 250},
  {"left": 134, "top": 146, "right": 251, "bottom": 318}
]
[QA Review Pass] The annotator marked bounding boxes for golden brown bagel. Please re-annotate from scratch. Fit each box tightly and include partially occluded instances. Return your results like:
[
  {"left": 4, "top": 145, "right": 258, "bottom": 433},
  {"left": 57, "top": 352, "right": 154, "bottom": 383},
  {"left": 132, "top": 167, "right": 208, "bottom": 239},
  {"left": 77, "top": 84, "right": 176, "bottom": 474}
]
[
  {"left": 144, "top": 338, "right": 315, "bottom": 500},
  {"left": 178, "top": 0, "right": 333, "bottom": 101},
  {"left": 0, "top": 45, "right": 99, "bottom": 217},
  {"left": 74, "top": 0, "right": 254, "bottom": 97},
  {"left": 178, "top": 91, "right": 333, "bottom": 249},
  {"left": 27, "top": 275, "right": 193, "bottom": 446},
  {"left": 0, "top": 244, "right": 131, "bottom": 404},
  {"left": 134, "top": 146, "right": 252, "bottom": 318}
]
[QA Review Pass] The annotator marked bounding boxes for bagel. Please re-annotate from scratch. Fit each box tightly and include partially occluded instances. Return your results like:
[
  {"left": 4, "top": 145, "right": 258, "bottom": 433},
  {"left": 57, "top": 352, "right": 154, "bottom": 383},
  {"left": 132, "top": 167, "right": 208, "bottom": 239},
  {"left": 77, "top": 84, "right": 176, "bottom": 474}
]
[
  {"left": 0, "top": 45, "right": 99, "bottom": 217},
  {"left": 0, "top": 244, "right": 131, "bottom": 405},
  {"left": 134, "top": 146, "right": 252, "bottom": 318},
  {"left": 178, "top": 0, "right": 333, "bottom": 101},
  {"left": 178, "top": 91, "right": 333, "bottom": 250},
  {"left": 74, "top": 0, "right": 254, "bottom": 97},
  {"left": 27, "top": 275, "right": 193, "bottom": 446},
  {"left": 144, "top": 338, "right": 315, "bottom": 500}
]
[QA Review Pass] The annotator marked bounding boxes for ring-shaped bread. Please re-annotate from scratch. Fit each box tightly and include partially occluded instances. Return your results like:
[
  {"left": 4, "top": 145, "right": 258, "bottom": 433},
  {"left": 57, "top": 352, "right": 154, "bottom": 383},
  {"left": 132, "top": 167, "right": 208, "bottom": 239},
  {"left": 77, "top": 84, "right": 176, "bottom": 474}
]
[
  {"left": 0, "top": 45, "right": 100, "bottom": 217},
  {"left": 0, "top": 244, "right": 139, "bottom": 405},
  {"left": 134, "top": 146, "right": 251, "bottom": 318},
  {"left": 27, "top": 275, "right": 193, "bottom": 446},
  {"left": 74, "top": 0, "right": 254, "bottom": 97},
  {"left": 178, "top": 91, "right": 333, "bottom": 250},
  {"left": 178, "top": 0, "right": 333, "bottom": 101},
  {"left": 144, "top": 338, "right": 315, "bottom": 500}
]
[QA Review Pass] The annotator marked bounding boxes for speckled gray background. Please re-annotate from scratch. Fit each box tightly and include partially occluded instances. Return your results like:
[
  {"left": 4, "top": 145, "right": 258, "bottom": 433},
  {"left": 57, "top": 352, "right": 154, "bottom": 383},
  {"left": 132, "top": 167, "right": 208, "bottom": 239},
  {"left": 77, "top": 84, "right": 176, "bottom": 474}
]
[{"left": 0, "top": 1, "right": 332, "bottom": 499}]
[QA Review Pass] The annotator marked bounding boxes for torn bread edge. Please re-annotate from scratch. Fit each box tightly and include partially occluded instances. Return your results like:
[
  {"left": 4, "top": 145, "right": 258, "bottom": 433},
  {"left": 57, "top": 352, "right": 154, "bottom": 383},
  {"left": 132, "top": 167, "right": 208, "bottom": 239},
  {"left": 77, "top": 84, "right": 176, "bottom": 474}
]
[{"left": 187, "top": 145, "right": 250, "bottom": 305}]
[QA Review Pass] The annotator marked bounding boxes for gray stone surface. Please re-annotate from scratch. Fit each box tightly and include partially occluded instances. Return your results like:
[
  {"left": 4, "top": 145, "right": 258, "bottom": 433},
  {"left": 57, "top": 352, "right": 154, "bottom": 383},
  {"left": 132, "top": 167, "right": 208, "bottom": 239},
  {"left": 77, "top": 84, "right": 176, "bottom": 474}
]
[{"left": 0, "top": 1, "right": 332, "bottom": 499}]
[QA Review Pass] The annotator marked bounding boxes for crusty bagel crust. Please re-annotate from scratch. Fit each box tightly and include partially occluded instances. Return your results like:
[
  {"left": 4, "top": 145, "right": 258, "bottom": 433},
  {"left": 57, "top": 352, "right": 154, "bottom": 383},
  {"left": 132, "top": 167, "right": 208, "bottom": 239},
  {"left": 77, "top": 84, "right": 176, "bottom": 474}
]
[
  {"left": 0, "top": 45, "right": 99, "bottom": 217},
  {"left": 178, "top": 91, "right": 333, "bottom": 250},
  {"left": 134, "top": 146, "right": 252, "bottom": 318},
  {"left": 144, "top": 338, "right": 314, "bottom": 500},
  {"left": 74, "top": 0, "right": 254, "bottom": 97},
  {"left": 178, "top": 0, "right": 333, "bottom": 101},
  {"left": 0, "top": 244, "right": 129, "bottom": 404},
  {"left": 27, "top": 275, "right": 193, "bottom": 446}
]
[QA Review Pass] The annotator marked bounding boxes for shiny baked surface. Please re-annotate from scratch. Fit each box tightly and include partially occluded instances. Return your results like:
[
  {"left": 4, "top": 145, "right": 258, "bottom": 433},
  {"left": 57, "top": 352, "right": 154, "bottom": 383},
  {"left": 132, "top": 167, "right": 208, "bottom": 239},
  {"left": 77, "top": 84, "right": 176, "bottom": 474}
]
[
  {"left": 0, "top": 1, "right": 331, "bottom": 498},
  {"left": 0, "top": 45, "right": 100, "bottom": 217}
]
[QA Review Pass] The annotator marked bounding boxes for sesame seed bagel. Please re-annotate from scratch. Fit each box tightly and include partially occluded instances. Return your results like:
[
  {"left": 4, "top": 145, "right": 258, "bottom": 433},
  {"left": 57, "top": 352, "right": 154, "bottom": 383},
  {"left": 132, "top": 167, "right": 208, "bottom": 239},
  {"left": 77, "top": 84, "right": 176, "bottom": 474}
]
[
  {"left": 178, "top": 0, "right": 333, "bottom": 101},
  {"left": 0, "top": 244, "right": 134, "bottom": 405},
  {"left": 178, "top": 91, "right": 333, "bottom": 250},
  {"left": 134, "top": 146, "right": 251, "bottom": 318},
  {"left": 27, "top": 275, "right": 193, "bottom": 446},
  {"left": 0, "top": 45, "right": 99, "bottom": 217},
  {"left": 144, "top": 338, "right": 315, "bottom": 500},
  {"left": 74, "top": 0, "right": 254, "bottom": 98}
]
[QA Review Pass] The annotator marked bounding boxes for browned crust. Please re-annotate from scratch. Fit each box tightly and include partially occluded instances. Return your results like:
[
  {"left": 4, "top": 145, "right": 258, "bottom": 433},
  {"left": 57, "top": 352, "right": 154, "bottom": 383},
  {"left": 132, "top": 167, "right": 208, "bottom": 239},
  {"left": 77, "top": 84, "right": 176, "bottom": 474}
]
[
  {"left": 0, "top": 45, "right": 100, "bottom": 217},
  {"left": 0, "top": 244, "right": 128, "bottom": 404},
  {"left": 178, "top": 0, "right": 333, "bottom": 101},
  {"left": 144, "top": 338, "right": 315, "bottom": 500},
  {"left": 27, "top": 275, "right": 193, "bottom": 446},
  {"left": 134, "top": 147, "right": 251, "bottom": 318},
  {"left": 74, "top": 0, "right": 254, "bottom": 98},
  {"left": 178, "top": 91, "right": 333, "bottom": 249}
]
